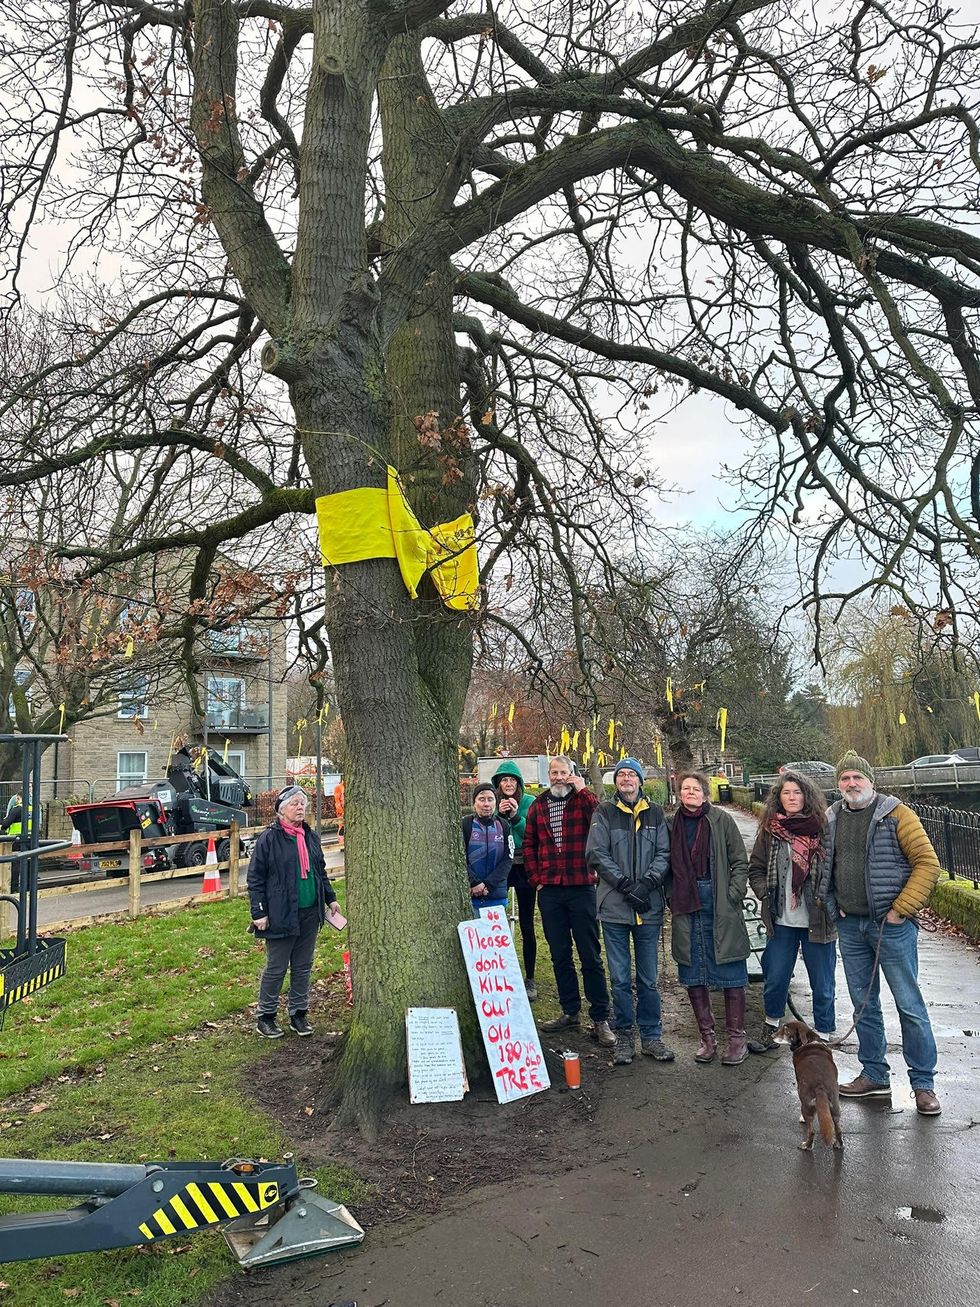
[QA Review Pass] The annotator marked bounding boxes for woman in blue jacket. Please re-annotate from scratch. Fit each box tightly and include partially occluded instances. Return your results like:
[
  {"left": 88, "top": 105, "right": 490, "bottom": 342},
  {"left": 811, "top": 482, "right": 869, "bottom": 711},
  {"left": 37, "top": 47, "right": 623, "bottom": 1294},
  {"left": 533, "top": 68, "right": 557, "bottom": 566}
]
[{"left": 461, "top": 783, "right": 513, "bottom": 917}]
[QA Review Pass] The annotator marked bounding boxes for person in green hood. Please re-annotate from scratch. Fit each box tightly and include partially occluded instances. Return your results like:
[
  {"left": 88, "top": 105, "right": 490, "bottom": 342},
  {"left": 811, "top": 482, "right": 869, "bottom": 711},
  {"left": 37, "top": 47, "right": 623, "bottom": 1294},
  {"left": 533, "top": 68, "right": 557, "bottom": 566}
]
[{"left": 492, "top": 760, "right": 538, "bottom": 1000}]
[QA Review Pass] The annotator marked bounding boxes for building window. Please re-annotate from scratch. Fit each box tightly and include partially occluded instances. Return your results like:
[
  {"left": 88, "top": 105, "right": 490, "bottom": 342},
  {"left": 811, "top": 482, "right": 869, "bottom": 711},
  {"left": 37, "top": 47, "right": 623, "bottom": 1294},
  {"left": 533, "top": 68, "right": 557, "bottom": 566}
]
[
  {"left": 117, "top": 751, "right": 147, "bottom": 789},
  {"left": 225, "top": 749, "right": 246, "bottom": 776},
  {"left": 118, "top": 675, "right": 150, "bottom": 720},
  {"left": 207, "top": 675, "right": 245, "bottom": 727}
]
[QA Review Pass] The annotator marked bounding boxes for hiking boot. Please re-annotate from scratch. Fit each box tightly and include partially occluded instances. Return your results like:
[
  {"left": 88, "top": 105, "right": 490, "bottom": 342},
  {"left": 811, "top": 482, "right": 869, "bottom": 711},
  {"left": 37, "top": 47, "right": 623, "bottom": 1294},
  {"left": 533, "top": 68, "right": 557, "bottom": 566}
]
[
  {"left": 539, "top": 1012, "right": 580, "bottom": 1033},
  {"left": 747, "top": 1022, "right": 778, "bottom": 1054},
  {"left": 613, "top": 1031, "right": 634, "bottom": 1065},
  {"left": 913, "top": 1088, "right": 941, "bottom": 1116},
  {"left": 589, "top": 1019, "right": 617, "bottom": 1048},
  {"left": 524, "top": 978, "right": 539, "bottom": 1002},
  {"left": 839, "top": 1075, "right": 891, "bottom": 1098},
  {"left": 640, "top": 1038, "right": 676, "bottom": 1062},
  {"left": 289, "top": 1011, "right": 313, "bottom": 1037},
  {"left": 256, "top": 1014, "right": 284, "bottom": 1039}
]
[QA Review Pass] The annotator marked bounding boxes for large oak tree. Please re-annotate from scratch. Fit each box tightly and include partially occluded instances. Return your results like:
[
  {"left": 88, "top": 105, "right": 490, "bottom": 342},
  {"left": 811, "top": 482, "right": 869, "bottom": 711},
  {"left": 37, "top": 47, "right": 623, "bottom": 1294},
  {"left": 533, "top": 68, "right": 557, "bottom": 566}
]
[{"left": 2, "top": 0, "right": 978, "bottom": 1128}]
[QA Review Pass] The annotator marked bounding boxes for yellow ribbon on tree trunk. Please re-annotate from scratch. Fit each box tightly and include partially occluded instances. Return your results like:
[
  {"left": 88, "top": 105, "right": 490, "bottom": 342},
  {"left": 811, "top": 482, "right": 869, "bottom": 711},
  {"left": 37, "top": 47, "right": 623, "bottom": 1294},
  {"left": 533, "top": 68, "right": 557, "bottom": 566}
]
[
  {"left": 716, "top": 707, "right": 728, "bottom": 752},
  {"left": 315, "top": 466, "right": 479, "bottom": 611}
]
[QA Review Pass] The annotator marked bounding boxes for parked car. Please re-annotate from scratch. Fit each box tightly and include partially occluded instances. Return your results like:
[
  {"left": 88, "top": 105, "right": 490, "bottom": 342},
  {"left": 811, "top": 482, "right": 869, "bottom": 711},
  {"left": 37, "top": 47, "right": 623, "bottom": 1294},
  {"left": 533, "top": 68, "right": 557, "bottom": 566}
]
[
  {"left": 778, "top": 761, "right": 836, "bottom": 776},
  {"left": 950, "top": 747, "right": 980, "bottom": 763},
  {"left": 905, "top": 754, "right": 964, "bottom": 768}
]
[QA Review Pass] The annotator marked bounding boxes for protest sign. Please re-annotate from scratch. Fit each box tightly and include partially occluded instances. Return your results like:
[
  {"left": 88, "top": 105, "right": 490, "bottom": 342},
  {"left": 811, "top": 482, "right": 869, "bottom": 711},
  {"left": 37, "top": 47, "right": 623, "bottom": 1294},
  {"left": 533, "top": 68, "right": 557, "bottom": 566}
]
[
  {"left": 457, "top": 906, "right": 550, "bottom": 1104},
  {"left": 405, "top": 1007, "right": 468, "bottom": 1104}
]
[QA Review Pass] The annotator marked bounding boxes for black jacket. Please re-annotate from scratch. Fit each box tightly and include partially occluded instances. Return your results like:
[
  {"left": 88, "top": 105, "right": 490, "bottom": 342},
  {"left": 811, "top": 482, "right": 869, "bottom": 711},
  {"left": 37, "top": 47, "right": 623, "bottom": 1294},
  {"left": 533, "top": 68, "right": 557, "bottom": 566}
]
[{"left": 246, "top": 821, "right": 335, "bottom": 939}]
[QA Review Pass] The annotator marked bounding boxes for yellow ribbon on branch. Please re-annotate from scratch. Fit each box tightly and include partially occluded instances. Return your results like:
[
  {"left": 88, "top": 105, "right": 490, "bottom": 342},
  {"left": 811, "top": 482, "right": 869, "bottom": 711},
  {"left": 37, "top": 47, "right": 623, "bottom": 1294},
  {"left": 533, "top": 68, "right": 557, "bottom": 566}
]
[
  {"left": 898, "top": 711, "right": 908, "bottom": 726},
  {"left": 654, "top": 736, "right": 663, "bottom": 768},
  {"left": 507, "top": 702, "right": 515, "bottom": 723},
  {"left": 315, "top": 466, "right": 479, "bottom": 611},
  {"left": 666, "top": 678, "right": 674, "bottom": 712},
  {"left": 973, "top": 691, "right": 980, "bottom": 721},
  {"left": 716, "top": 706, "right": 729, "bottom": 752}
]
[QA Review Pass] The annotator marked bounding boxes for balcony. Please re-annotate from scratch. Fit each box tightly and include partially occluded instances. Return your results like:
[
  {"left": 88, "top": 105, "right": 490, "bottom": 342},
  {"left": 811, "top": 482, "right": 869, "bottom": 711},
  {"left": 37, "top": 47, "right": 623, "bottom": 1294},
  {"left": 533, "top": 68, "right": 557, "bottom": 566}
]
[
  {"left": 205, "top": 703, "right": 270, "bottom": 732},
  {"left": 202, "top": 627, "right": 267, "bottom": 661}
]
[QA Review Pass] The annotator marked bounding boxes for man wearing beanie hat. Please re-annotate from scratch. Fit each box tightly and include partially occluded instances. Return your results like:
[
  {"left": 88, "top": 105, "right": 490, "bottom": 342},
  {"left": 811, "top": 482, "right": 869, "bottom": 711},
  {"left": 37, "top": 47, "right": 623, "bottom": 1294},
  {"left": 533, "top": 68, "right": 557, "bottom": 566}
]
[
  {"left": 587, "top": 759, "right": 674, "bottom": 1064},
  {"left": 248, "top": 785, "right": 339, "bottom": 1038},
  {"left": 460, "top": 784, "right": 513, "bottom": 917},
  {"left": 818, "top": 750, "right": 942, "bottom": 1114}
]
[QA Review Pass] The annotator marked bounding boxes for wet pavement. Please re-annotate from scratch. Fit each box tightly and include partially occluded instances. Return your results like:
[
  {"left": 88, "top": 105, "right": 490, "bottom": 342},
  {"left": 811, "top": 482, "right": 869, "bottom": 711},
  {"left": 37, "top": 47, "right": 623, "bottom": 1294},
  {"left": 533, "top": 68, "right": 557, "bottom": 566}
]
[{"left": 226, "top": 805, "right": 980, "bottom": 1307}]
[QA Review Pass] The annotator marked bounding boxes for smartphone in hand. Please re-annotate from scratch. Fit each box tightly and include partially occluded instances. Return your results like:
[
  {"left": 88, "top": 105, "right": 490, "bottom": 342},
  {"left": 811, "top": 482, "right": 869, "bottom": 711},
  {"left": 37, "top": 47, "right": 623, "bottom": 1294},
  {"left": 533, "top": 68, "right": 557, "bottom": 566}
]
[{"left": 326, "top": 904, "right": 347, "bottom": 930}]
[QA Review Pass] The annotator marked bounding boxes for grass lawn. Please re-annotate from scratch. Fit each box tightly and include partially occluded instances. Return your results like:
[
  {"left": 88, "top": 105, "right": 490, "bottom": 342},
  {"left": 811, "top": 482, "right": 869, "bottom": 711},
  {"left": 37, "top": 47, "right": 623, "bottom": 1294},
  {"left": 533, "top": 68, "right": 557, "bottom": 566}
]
[{"left": 0, "top": 891, "right": 359, "bottom": 1306}]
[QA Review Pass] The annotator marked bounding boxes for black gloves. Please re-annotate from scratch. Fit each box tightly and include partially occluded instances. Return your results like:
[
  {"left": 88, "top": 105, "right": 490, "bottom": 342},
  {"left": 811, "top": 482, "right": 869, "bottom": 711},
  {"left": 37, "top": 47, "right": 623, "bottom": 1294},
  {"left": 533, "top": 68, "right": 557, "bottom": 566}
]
[{"left": 616, "top": 877, "right": 651, "bottom": 912}]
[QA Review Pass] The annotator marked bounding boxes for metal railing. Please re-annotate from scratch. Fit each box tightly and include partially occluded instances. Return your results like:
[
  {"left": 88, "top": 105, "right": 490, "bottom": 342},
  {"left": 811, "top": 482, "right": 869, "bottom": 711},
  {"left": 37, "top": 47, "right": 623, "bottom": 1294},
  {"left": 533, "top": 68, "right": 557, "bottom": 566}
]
[
  {"left": 876, "top": 760, "right": 980, "bottom": 792},
  {"left": 908, "top": 803, "right": 980, "bottom": 888}
]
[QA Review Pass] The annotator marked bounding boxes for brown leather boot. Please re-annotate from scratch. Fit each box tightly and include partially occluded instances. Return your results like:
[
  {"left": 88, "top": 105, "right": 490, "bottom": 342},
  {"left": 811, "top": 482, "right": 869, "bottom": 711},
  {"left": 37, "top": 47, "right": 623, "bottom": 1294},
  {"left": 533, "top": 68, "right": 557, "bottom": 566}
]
[
  {"left": 687, "top": 986, "right": 716, "bottom": 1063},
  {"left": 721, "top": 987, "right": 748, "bottom": 1065}
]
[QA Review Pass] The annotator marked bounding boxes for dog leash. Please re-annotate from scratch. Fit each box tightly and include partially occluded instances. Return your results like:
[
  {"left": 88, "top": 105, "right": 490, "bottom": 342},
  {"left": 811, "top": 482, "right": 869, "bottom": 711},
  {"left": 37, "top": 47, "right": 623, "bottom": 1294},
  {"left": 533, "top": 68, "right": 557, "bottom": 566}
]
[{"left": 827, "top": 913, "right": 920, "bottom": 1048}]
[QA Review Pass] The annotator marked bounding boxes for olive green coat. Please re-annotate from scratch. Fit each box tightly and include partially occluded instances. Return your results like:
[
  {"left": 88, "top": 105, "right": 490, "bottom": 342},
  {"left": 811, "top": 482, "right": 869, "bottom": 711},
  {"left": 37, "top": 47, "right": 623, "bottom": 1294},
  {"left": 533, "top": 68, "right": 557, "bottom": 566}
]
[{"left": 668, "top": 805, "right": 750, "bottom": 967}]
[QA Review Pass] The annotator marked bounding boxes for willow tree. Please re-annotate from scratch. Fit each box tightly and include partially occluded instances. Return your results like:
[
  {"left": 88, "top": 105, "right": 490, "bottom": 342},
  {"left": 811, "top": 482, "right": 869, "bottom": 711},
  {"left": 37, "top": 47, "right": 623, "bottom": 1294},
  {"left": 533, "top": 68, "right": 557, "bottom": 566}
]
[{"left": 3, "top": 0, "right": 979, "bottom": 1128}]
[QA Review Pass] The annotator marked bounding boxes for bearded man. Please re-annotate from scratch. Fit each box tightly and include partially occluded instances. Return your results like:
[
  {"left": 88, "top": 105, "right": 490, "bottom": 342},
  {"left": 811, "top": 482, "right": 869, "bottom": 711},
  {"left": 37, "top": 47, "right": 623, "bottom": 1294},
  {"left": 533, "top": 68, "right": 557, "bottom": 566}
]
[
  {"left": 819, "top": 750, "right": 942, "bottom": 1115},
  {"left": 523, "top": 756, "right": 615, "bottom": 1047}
]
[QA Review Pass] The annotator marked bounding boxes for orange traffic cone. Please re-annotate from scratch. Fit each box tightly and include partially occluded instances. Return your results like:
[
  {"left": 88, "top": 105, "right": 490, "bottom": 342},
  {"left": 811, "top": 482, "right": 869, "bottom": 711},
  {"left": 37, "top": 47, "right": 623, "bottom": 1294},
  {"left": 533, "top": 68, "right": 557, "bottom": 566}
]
[
  {"left": 201, "top": 836, "right": 222, "bottom": 896},
  {"left": 68, "top": 827, "right": 83, "bottom": 861}
]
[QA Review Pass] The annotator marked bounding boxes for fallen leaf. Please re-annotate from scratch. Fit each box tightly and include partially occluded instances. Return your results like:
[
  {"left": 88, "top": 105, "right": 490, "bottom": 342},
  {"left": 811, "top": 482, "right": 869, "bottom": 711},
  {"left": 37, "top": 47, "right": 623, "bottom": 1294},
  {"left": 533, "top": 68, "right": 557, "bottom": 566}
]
[{"left": 29, "top": 1103, "right": 50, "bottom": 1114}]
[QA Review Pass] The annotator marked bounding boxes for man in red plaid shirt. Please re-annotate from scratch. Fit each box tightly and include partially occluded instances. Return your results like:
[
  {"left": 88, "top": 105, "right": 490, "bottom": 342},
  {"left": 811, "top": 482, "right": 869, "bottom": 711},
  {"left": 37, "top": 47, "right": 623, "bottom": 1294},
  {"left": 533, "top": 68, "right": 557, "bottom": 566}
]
[{"left": 524, "top": 757, "right": 615, "bottom": 1047}]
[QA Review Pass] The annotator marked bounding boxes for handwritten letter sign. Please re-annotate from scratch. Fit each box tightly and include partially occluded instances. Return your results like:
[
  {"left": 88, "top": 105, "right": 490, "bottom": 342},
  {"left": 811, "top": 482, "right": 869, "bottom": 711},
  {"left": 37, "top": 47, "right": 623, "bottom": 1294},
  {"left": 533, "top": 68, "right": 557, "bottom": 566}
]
[
  {"left": 406, "top": 1007, "right": 468, "bottom": 1104},
  {"left": 457, "top": 907, "right": 550, "bottom": 1104}
]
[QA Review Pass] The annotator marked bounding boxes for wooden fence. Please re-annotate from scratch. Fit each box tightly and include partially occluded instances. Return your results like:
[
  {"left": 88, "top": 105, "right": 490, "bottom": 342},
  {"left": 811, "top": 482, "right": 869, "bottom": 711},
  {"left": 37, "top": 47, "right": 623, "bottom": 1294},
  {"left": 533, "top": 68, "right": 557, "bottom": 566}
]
[{"left": 0, "top": 822, "right": 297, "bottom": 937}]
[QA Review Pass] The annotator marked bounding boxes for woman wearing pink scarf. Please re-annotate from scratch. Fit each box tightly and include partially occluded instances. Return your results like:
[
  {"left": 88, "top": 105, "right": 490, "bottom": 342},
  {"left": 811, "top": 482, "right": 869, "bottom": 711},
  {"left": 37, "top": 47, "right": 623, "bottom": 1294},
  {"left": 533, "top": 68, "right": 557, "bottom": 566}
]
[
  {"left": 248, "top": 785, "right": 338, "bottom": 1038},
  {"left": 746, "top": 770, "right": 836, "bottom": 1051}
]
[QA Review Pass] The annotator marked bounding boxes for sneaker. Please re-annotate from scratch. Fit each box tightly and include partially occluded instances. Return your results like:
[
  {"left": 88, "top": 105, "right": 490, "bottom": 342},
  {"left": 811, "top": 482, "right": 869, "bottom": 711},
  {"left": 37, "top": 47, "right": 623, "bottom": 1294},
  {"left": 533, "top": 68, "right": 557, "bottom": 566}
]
[
  {"left": 256, "top": 1014, "right": 284, "bottom": 1039},
  {"left": 613, "top": 1031, "right": 634, "bottom": 1064},
  {"left": 747, "top": 1023, "right": 778, "bottom": 1054},
  {"left": 640, "top": 1038, "right": 676, "bottom": 1062},
  {"left": 589, "top": 1019, "right": 617, "bottom": 1048},
  {"left": 839, "top": 1075, "right": 891, "bottom": 1099},
  {"left": 912, "top": 1088, "right": 941, "bottom": 1116},
  {"left": 289, "top": 1011, "right": 313, "bottom": 1037},
  {"left": 524, "top": 978, "right": 539, "bottom": 1002},
  {"left": 539, "top": 1012, "right": 580, "bottom": 1033}
]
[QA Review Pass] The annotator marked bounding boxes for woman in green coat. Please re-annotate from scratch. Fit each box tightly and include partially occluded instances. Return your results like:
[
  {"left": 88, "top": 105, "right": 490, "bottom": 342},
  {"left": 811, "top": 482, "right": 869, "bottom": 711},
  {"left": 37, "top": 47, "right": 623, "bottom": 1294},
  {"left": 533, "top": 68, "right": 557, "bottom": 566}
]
[{"left": 492, "top": 760, "right": 537, "bottom": 999}]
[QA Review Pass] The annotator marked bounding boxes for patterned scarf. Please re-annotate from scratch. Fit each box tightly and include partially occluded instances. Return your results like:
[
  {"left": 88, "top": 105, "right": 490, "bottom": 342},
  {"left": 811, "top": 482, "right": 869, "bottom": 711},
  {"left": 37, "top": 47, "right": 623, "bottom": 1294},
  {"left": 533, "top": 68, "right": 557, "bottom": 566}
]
[
  {"left": 767, "top": 812, "right": 822, "bottom": 907},
  {"left": 669, "top": 802, "right": 710, "bottom": 915},
  {"left": 279, "top": 819, "right": 310, "bottom": 879}
]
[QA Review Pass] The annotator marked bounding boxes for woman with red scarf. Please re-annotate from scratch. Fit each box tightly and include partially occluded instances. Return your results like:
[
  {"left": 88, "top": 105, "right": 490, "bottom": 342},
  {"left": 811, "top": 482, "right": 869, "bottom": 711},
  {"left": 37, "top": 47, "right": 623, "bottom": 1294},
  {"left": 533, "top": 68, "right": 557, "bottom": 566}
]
[
  {"left": 746, "top": 770, "right": 836, "bottom": 1051},
  {"left": 248, "top": 785, "right": 339, "bottom": 1039},
  {"left": 669, "top": 772, "right": 751, "bottom": 1065}
]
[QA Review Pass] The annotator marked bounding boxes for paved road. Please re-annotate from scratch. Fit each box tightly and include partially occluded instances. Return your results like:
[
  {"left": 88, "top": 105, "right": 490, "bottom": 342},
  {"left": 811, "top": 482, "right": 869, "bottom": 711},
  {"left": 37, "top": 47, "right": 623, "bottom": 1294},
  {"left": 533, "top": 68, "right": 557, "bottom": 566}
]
[
  {"left": 30, "top": 842, "right": 345, "bottom": 929},
  {"left": 229, "top": 804, "right": 980, "bottom": 1307}
]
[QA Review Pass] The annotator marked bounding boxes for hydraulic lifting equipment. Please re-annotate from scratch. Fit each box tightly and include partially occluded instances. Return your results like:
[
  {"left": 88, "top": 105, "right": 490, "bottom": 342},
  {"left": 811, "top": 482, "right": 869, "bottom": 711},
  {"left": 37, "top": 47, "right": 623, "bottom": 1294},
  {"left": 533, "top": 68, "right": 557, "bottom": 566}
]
[
  {"left": 0, "top": 1155, "right": 365, "bottom": 1269},
  {"left": 0, "top": 733, "right": 70, "bottom": 1029}
]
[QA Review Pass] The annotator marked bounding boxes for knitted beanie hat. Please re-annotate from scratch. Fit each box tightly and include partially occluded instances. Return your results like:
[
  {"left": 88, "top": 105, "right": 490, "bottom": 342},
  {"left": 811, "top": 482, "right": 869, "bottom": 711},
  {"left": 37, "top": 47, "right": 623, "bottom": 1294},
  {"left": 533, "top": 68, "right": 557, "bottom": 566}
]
[
  {"left": 473, "top": 782, "right": 496, "bottom": 800},
  {"left": 275, "top": 784, "right": 307, "bottom": 812},
  {"left": 613, "top": 756, "right": 646, "bottom": 784},
  {"left": 836, "top": 750, "right": 875, "bottom": 786}
]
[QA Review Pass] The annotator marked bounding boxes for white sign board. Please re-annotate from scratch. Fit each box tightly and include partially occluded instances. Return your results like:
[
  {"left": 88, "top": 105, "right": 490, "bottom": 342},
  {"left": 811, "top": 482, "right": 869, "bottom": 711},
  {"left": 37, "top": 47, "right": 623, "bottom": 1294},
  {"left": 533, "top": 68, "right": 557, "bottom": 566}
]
[
  {"left": 457, "top": 906, "right": 550, "bottom": 1104},
  {"left": 405, "top": 1007, "right": 468, "bottom": 1104}
]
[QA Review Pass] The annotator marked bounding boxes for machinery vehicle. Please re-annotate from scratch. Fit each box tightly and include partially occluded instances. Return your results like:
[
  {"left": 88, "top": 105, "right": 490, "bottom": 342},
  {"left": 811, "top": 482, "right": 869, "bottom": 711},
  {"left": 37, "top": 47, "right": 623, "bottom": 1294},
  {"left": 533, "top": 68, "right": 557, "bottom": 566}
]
[{"left": 65, "top": 746, "right": 251, "bottom": 875}]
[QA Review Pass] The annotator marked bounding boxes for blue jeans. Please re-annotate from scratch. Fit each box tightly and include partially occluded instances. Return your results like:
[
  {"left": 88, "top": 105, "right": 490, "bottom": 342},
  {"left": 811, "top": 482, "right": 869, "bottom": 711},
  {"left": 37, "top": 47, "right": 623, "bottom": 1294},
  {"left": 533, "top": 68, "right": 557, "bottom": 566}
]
[
  {"left": 472, "top": 896, "right": 508, "bottom": 919},
  {"left": 761, "top": 925, "right": 837, "bottom": 1032},
  {"left": 602, "top": 920, "right": 663, "bottom": 1040},
  {"left": 836, "top": 914, "right": 937, "bottom": 1090}
]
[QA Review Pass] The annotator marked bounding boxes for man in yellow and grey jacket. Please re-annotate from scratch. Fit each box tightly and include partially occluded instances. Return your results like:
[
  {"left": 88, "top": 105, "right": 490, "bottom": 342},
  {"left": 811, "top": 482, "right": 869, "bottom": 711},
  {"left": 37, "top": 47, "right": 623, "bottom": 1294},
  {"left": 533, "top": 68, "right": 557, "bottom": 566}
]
[{"left": 818, "top": 750, "right": 941, "bottom": 1116}]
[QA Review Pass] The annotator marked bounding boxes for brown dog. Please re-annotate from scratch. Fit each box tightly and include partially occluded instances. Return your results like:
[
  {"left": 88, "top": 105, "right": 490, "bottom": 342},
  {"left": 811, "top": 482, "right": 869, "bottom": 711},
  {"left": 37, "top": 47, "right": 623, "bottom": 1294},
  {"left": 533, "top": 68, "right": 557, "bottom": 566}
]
[{"left": 774, "top": 1020, "right": 844, "bottom": 1151}]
